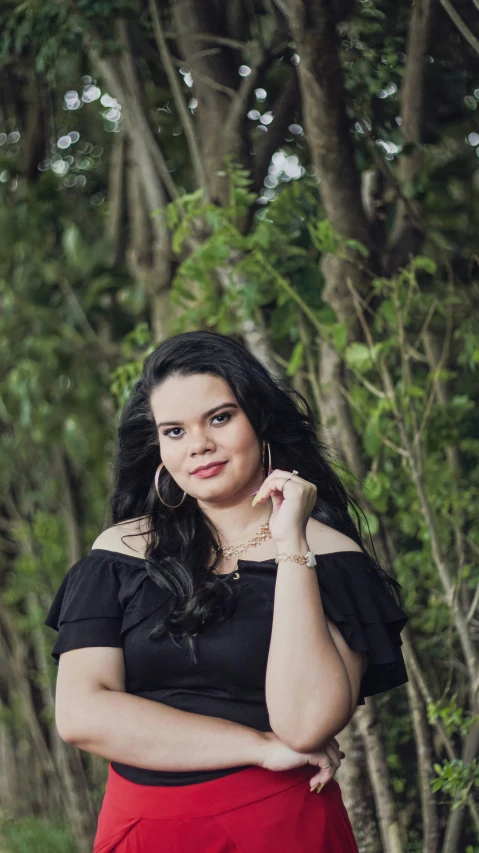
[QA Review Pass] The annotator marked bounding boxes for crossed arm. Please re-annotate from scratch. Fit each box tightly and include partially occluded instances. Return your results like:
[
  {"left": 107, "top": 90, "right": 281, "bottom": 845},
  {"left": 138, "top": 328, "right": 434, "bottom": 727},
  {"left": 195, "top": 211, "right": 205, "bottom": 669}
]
[{"left": 265, "top": 522, "right": 367, "bottom": 753}]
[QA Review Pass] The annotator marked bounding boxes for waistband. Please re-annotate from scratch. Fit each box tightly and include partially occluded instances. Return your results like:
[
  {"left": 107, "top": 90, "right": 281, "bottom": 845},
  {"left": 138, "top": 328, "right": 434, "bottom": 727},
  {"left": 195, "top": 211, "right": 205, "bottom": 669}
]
[{"left": 106, "top": 762, "right": 318, "bottom": 819}]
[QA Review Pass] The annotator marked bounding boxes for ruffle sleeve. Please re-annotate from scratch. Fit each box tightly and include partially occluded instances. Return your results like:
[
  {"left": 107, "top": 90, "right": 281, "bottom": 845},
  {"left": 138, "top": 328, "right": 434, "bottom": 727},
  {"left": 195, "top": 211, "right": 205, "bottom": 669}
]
[
  {"left": 316, "top": 551, "right": 409, "bottom": 705},
  {"left": 44, "top": 552, "right": 124, "bottom": 664}
]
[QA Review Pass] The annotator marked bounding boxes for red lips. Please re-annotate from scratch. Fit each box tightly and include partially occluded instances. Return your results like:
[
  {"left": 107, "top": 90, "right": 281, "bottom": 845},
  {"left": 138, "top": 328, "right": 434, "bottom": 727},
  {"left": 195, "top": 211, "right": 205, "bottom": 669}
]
[{"left": 190, "top": 461, "right": 227, "bottom": 474}]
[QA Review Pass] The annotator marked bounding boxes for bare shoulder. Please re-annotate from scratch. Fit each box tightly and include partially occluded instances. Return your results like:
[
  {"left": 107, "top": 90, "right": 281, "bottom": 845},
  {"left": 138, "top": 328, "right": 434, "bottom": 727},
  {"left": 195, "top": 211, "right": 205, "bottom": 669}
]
[
  {"left": 305, "top": 517, "right": 363, "bottom": 556},
  {"left": 91, "top": 515, "right": 152, "bottom": 559}
]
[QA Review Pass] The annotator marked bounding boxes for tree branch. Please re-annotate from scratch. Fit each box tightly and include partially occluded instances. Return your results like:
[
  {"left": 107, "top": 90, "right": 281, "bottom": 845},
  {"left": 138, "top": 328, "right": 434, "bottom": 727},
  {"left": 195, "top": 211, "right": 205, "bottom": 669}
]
[
  {"left": 355, "top": 118, "right": 424, "bottom": 231},
  {"left": 400, "top": 0, "right": 432, "bottom": 152},
  {"left": 105, "top": 132, "right": 125, "bottom": 265},
  {"left": 164, "top": 31, "right": 250, "bottom": 51},
  {"left": 172, "top": 0, "right": 252, "bottom": 204},
  {"left": 387, "top": 0, "right": 432, "bottom": 271},
  {"left": 169, "top": 54, "right": 237, "bottom": 96},
  {"left": 252, "top": 70, "right": 300, "bottom": 189},
  {"left": 223, "top": 49, "right": 265, "bottom": 146},
  {"left": 224, "top": 37, "right": 291, "bottom": 173},
  {"left": 92, "top": 45, "right": 167, "bottom": 215},
  {"left": 439, "top": 0, "right": 479, "bottom": 55},
  {"left": 149, "top": 0, "right": 207, "bottom": 191}
]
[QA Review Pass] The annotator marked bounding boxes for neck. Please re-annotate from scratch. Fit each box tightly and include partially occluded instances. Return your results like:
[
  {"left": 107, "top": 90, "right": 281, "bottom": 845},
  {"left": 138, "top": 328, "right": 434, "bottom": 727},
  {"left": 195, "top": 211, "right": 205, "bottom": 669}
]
[{"left": 198, "top": 494, "right": 272, "bottom": 548}]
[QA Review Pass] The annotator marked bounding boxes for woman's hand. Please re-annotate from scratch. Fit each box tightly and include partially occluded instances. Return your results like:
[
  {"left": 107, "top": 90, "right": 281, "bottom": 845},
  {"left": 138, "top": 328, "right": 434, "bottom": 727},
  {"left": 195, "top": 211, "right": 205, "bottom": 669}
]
[
  {"left": 259, "top": 731, "right": 344, "bottom": 792},
  {"left": 305, "top": 737, "right": 344, "bottom": 792},
  {"left": 252, "top": 468, "right": 317, "bottom": 545}
]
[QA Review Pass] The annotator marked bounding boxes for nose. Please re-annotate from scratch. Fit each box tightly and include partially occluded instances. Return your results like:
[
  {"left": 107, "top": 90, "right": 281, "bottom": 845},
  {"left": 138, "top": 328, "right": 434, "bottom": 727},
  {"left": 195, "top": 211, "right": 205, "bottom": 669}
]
[{"left": 189, "top": 437, "right": 216, "bottom": 455}]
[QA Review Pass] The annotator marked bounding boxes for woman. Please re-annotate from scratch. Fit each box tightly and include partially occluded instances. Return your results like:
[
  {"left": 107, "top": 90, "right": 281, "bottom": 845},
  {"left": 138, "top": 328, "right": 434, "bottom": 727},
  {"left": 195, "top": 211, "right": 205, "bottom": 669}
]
[{"left": 45, "top": 330, "right": 409, "bottom": 853}]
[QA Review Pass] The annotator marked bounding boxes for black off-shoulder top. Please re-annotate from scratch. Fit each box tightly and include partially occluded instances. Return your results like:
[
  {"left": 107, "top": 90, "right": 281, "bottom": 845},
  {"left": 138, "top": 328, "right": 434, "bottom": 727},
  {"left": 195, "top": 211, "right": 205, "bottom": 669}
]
[{"left": 44, "top": 548, "right": 409, "bottom": 786}]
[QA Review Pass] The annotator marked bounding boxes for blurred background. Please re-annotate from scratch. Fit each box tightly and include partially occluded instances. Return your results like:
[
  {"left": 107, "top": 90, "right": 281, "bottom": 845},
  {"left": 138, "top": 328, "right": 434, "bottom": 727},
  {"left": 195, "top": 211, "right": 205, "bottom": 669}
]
[{"left": 0, "top": 0, "right": 479, "bottom": 851}]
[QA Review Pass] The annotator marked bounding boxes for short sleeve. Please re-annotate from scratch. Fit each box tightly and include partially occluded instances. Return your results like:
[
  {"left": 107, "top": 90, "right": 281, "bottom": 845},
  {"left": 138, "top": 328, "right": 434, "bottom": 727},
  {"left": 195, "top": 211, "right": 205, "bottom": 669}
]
[
  {"left": 316, "top": 552, "right": 409, "bottom": 705},
  {"left": 44, "top": 553, "right": 124, "bottom": 665}
]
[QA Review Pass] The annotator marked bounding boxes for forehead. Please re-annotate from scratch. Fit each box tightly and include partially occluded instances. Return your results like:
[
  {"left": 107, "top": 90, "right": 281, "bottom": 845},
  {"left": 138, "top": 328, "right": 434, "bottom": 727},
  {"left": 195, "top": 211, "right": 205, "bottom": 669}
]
[{"left": 150, "top": 373, "right": 235, "bottom": 415}]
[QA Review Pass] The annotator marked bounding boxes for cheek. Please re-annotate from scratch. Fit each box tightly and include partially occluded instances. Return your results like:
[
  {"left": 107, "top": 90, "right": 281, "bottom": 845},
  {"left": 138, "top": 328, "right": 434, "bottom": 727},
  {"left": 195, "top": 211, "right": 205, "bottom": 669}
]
[
  {"left": 227, "top": 420, "right": 257, "bottom": 453},
  {"left": 158, "top": 437, "right": 178, "bottom": 463}
]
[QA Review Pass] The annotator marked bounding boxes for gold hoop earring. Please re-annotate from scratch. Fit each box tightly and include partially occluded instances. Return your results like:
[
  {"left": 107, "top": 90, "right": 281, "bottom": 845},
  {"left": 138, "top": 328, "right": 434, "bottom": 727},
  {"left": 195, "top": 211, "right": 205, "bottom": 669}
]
[
  {"left": 262, "top": 440, "right": 272, "bottom": 476},
  {"left": 154, "top": 463, "right": 186, "bottom": 508}
]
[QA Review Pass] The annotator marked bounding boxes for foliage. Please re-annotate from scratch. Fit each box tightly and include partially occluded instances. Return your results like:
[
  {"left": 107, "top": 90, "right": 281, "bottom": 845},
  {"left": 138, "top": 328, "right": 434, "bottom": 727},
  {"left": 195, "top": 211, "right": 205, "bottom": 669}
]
[
  {"left": 0, "top": 816, "right": 74, "bottom": 853},
  {"left": 0, "top": 0, "right": 479, "bottom": 848}
]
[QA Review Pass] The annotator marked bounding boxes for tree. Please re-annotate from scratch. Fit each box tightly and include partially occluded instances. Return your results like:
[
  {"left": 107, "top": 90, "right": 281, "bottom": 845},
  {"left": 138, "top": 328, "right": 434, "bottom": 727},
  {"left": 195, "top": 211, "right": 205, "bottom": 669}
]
[{"left": 1, "top": 1, "right": 478, "bottom": 850}]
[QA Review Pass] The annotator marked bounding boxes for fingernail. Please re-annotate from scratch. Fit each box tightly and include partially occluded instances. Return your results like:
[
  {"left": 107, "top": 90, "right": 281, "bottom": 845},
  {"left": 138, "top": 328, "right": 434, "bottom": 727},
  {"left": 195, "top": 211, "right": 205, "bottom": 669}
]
[
  {"left": 339, "top": 751, "right": 345, "bottom": 759},
  {"left": 315, "top": 783, "right": 324, "bottom": 794},
  {"left": 252, "top": 495, "right": 259, "bottom": 506}
]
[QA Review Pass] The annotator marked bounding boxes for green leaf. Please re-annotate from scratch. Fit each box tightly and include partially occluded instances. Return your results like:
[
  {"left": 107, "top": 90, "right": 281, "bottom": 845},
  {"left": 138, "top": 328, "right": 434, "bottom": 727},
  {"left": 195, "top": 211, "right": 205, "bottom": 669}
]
[
  {"left": 364, "top": 416, "right": 383, "bottom": 455},
  {"left": 403, "top": 182, "right": 417, "bottom": 199},
  {"left": 173, "top": 284, "right": 197, "bottom": 302},
  {"left": 345, "top": 238, "right": 370, "bottom": 258},
  {"left": 332, "top": 322, "right": 348, "bottom": 353},
  {"left": 411, "top": 256, "right": 437, "bottom": 274},
  {"left": 286, "top": 341, "right": 304, "bottom": 376},
  {"left": 344, "top": 342, "right": 373, "bottom": 372},
  {"left": 62, "top": 224, "right": 83, "bottom": 268},
  {"left": 408, "top": 385, "right": 424, "bottom": 398}
]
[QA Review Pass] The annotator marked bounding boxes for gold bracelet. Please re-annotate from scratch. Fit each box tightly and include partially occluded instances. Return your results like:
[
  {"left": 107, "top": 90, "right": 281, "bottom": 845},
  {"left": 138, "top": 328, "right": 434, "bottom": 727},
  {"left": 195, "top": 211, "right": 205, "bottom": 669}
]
[{"left": 275, "top": 551, "right": 317, "bottom": 569}]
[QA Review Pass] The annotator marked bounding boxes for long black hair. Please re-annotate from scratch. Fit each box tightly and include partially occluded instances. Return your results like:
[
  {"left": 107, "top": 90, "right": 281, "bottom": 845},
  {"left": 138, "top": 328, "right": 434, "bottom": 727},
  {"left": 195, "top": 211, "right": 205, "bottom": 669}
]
[{"left": 107, "top": 330, "right": 403, "bottom": 660}]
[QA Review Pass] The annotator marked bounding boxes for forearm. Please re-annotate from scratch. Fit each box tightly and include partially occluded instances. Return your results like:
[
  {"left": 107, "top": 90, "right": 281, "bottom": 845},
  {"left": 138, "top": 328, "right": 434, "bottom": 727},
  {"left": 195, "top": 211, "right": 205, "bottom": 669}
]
[
  {"left": 63, "top": 689, "right": 267, "bottom": 772},
  {"left": 265, "top": 535, "right": 352, "bottom": 751}
]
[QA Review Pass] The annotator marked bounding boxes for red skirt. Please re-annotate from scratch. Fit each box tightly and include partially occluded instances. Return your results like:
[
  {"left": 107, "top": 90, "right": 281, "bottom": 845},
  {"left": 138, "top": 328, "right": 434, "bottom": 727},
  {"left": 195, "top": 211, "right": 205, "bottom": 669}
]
[{"left": 93, "top": 763, "right": 359, "bottom": 853}]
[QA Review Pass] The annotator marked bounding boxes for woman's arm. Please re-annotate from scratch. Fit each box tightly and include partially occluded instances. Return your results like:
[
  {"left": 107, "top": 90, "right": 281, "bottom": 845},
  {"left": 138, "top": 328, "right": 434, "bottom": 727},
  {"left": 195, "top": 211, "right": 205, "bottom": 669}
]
[
  {"left": 265, "top": 525, "right": 367, "bottom": 754},
  {"left": 55, "top": 646, "right": 267, "bottom": 771}
]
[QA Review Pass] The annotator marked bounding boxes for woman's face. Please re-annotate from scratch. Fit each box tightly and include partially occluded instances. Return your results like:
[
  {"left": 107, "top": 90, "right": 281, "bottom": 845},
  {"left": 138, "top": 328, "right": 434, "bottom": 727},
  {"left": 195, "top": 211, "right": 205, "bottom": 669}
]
[{"left": 150, "top": 373, "right": 263, "bottom": 503}]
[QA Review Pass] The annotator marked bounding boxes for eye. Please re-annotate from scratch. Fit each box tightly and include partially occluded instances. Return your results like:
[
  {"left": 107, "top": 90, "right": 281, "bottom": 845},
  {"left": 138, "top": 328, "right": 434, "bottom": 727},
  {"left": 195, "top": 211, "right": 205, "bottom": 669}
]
[{"left": 162, "top": 411, "right": 232, "bottom": 438}]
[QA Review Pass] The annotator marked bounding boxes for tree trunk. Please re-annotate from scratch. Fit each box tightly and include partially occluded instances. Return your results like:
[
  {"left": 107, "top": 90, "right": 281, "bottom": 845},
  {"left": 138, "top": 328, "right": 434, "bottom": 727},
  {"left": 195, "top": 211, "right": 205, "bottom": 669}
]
[
  {"left": 336, "top": 717, "right": 382, "bottom": 852},
  {"left": 406, "top": 670, "right": 440, "bottom": 852},
  {"left": 387, "top": 0, "right": 432, "bottom": 272},
  {"left": 283, "top": 0, "right": 371, "bottom": 324},
  {"left": 172, "top": 0, "right": 253, "bottom": 206},
  {"left": 356, "top": 703, "right": 406, "bottom": 853},
  {"left": 0, "top": 703, "right": 19, "bottom": 813},
  {"left": 90, "top": 22, "right": 174, "bottom": 341},
  {"left": 106, "top": 133, "right": 126, "bottom": 267}
]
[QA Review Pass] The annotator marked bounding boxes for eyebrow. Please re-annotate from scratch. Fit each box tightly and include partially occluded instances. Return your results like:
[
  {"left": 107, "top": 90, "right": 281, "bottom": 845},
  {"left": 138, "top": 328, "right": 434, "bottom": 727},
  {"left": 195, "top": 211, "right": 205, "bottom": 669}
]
[{"left": 156, "top": 402, "right": 239, "bottom": 428}]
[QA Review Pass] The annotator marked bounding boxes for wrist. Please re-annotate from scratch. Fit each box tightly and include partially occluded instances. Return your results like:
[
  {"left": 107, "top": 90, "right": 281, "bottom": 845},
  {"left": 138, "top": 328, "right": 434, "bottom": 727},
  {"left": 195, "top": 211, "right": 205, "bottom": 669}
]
[{"left": 253, "top": 730, "right": 275, "bottom": 767}]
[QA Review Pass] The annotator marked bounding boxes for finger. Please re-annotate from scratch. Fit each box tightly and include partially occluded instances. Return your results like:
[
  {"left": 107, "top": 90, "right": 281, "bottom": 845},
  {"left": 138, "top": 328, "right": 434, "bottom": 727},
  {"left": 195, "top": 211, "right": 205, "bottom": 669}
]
[
  {"left": 260, "top": 468, "right": 301, "bottom": 485},
  {"left": 252, "top": 472, "right": 301, "bottom": 505},
  {"left": 319, "top": 741, "right": 340, "bottom": 769},
  {"left": 308, "top": 746, "right": 342, "bottom": 790},
  {"left": 256, "top": 469, "right": 300, "bottom": 493},
  {"left": 328, "top": 743, "right": 342, "bottom": 767},
  {"left": 308, "top": 762, "right": 339, "bottom": 791},
  {"left": 308, "top": 761, "right": 340, "bottom": 791},
  {"left": 264, "top": 468, "right": 299, "bottom": 479},
  {"left": 329, "top": 736, "right": 346, "bottom": 759},
  {"left": 310, "top": 742, "right": 340, "bottom": 769}
]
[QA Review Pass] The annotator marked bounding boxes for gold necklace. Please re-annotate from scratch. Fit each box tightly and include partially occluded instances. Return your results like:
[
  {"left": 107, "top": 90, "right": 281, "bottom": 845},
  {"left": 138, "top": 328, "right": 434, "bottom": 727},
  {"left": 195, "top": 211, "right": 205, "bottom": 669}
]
[{"left": 214, "top": 510, "right": 273, "bottom": 579}]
